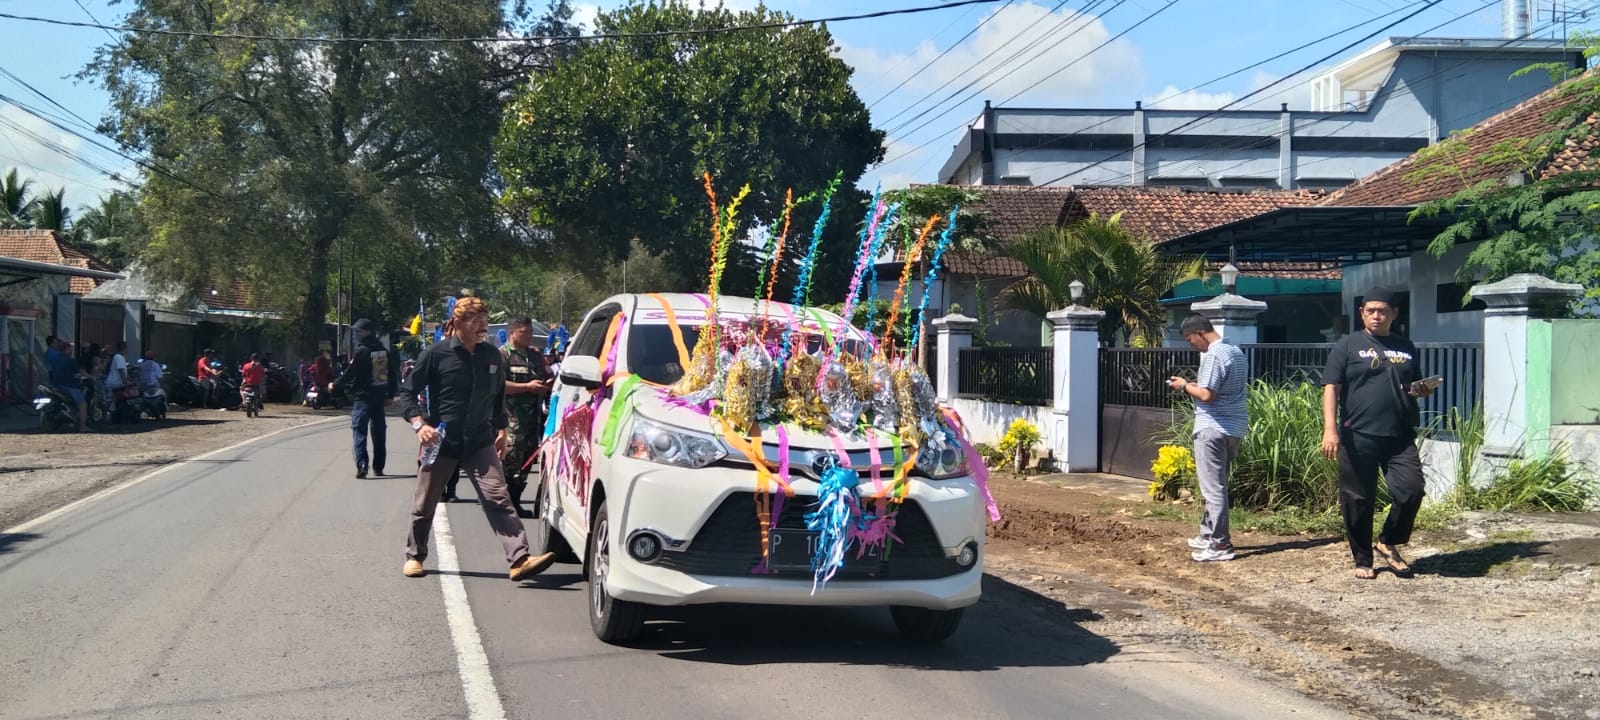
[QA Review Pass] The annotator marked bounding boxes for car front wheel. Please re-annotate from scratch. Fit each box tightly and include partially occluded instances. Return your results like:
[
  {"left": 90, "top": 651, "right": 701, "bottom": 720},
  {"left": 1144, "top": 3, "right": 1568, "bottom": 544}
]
[
  {"left": 529, "top": 474, "right": 575, "bottom": 563},
  {"left": 890, "top": 606, "right": 965, "bottom": 643},
  {"left": 587, "top": 500, "right": 644, "bottom": 644}
]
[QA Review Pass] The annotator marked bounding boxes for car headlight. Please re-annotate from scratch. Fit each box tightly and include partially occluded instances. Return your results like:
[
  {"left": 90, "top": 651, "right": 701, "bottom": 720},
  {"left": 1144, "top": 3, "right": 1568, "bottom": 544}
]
[
  {"left": 625, "top": 417, "right": 727, "bottom": 469},
  {"left": 916, "top": 441, "right": 968, "bottom": 480}
]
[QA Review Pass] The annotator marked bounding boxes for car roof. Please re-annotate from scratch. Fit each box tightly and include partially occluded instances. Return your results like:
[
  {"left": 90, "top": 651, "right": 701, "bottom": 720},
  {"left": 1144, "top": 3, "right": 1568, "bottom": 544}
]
[{"left": 613, "top": 293, "right": 860, "bottom": 335}]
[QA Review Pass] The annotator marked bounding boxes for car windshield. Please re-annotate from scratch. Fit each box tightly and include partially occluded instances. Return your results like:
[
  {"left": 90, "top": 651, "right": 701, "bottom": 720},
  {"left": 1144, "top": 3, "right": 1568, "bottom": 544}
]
[{"left": 627, "top": 324, "right": 866, "bottom": 386}]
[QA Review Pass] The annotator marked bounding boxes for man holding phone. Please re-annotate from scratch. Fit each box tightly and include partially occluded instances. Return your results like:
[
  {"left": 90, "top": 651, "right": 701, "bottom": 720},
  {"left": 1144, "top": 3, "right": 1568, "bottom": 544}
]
[{"left": 1321, "top": 288, "right": 1437, "bottom": 580}]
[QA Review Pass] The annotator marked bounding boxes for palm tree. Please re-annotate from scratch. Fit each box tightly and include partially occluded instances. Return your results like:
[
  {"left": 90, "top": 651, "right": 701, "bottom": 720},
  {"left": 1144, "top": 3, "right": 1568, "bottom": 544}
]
[
  {"left": 1000, "top": 213, "right": 1206, "bottom": 345},
  {"left": 28, "top": 188, "right": 71, "bottom": 234},
  {"left": 72, "top": 190, "right": 144, "bottom": 269},
  {"left": 1, "top": 168, "right": 32, "bottom": 228}
]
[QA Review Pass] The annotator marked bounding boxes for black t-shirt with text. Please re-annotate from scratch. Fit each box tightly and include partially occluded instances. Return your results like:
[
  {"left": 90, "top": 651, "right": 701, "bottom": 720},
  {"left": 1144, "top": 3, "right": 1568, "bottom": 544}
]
[{"left": 1322, "top": 331, "right": 1423, "bottom": 438}]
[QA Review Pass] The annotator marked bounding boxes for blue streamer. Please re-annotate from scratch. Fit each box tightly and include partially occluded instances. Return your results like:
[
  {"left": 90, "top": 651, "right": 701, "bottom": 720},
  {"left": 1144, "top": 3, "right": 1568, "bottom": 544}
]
[
  {"left": 780, "top": 180, "right": 839, "bottom": 372},
  {"left": 910, "top": 205, "right": 959, "bottom": 352},
  {"left": 862, "top": 202, "right": 900, "bottom": 344},
  {"left": 805, "top": 463, "right": 862, "bottom": 594}
]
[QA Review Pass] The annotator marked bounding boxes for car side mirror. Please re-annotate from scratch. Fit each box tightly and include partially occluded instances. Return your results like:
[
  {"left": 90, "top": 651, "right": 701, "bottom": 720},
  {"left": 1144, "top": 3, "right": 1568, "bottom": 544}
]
[{"left": 558, "top": 355, "right": 603, "bottom": 390}]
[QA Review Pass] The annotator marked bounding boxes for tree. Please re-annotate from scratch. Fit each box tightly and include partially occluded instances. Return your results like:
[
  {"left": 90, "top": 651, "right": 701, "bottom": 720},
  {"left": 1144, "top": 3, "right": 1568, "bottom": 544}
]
[
  {"left": 1408, "top": 65, "right": 1600, "bottom": 303},
  {"left": 1, "top": 168, "right": 34, "bottom": 228},
  {"left": 73, "top": 190, "right": 146, "bottom": 270},
  {"left": 86, "top": 0, "right": 580, "bottom": 354},
  {"left": 1000, "top": 213, "right": 1205, "bottom": 344},
  {"left": 494, "top": 1, "right": 885, "bottom": 297}
]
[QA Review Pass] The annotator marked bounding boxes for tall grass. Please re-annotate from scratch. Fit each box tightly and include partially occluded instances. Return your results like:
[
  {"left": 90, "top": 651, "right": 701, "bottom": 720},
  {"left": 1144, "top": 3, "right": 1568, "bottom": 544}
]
[{"left": 1156, "top": 379, "right": 1337, "bottom": 511}]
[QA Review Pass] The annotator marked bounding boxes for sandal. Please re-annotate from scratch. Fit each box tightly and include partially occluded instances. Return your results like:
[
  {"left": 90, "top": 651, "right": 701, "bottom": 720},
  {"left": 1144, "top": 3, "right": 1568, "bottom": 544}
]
[
  {"left": 1352, "top": 567, "right": 1376, "bottom": 580},
  {"left": 1375, "top": 543, "right": 1413, "bottom": 575}
]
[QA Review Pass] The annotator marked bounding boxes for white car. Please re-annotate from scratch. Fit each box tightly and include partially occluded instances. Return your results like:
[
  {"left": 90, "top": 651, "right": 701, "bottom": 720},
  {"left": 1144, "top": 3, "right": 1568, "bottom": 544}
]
[{"left": 535, "top": 293, "right": 987, "bottom": 644}]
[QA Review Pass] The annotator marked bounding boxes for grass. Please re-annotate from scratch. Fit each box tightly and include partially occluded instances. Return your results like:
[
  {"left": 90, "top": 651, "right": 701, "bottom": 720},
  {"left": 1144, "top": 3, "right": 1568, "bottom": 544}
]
[{"left": 1486, "top": 528, "right": 1536, "bottom": 543}]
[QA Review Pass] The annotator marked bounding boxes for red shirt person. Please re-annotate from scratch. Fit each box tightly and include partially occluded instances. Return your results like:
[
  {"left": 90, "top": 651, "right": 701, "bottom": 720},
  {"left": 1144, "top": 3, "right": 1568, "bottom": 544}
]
[{"left": 241, "top": 354, "right": 266, "bottom": 389}]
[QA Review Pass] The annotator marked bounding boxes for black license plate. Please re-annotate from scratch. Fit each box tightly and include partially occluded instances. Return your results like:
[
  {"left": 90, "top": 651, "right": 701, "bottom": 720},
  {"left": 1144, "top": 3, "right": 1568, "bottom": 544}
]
[{"left": 766, "top": 529, "right": 882, "bottom": 575}]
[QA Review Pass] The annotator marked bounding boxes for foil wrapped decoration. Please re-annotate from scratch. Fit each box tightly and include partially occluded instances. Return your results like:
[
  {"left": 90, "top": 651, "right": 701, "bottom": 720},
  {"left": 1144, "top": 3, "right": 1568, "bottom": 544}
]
[
  {"left": 720, "top": 343, "right": 775, "bottom": 435},
  {"left": 892, "top": 360, "right": 942, "bottom": 449},
  {"left": 671, "top": 338, "right": 718, "bottom": 398},
  {"left": 818, "top": 358, "right": 864, "bottom": 431},
  {"left": 781, "top": 352, "right": 829, "bottom": 431},
  {"left": 865, "top": 358, "right": 899, "bottom": 433},
  {"left": 682, "top": 347, "right": 736, "bottom": 408},
  {"left": 805, "top": 461, "right": 863, "bottom": 593}
]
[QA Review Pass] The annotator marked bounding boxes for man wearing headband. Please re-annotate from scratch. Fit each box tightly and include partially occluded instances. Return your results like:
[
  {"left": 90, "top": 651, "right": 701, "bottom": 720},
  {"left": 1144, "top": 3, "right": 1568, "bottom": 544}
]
[
  {"left": 398, "top": 296, "right": 554, "bottom": 581},
  {"left": 1321, "top": 287, "right": 1435, "bottom": 580}
]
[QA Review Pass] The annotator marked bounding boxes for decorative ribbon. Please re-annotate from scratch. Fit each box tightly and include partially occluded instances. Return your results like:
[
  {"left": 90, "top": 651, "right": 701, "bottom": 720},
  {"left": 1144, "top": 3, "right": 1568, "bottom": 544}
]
[
  {"left": 646, "top": 292, "right": 692, "bottom": 374},
  {"left": 882, "top": 215, "right": 941, "bottom": 360},
  {"left": 911, "top": 205, "right": 959, "bottom": 353},
  {"left": 941, "top": 407, "right": 1001, "bottom": 521}
]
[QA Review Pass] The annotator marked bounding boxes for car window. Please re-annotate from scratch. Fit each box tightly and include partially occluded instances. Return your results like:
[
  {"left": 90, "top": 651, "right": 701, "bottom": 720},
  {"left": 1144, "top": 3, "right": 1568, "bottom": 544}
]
[{"left": 569, "top": 304, "right": 621, "bottom": 359}]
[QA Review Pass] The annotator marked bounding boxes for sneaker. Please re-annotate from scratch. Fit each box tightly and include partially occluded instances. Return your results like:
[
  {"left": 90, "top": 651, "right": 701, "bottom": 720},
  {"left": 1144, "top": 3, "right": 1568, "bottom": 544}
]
[
  {"left": 509, "top": 552, "right": 557, "bottom": 581},
  {"left": 402, "top": 559, "right": 425, "bottom": 577},
  {"left": 1192, "top": 542, "right": 1236, "bottom": 562},
  {"left": 1186, "top": 535, "right": 1211, "bottom": 550}
]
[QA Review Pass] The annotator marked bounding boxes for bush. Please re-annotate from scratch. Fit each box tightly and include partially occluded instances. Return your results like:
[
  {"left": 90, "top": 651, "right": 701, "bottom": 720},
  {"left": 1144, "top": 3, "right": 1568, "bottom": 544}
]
[
  {"left": 1148, "top": 445, "right": 1195, "bottom": 501},
  {"left": 996, "top": 419, "right": 1041, "bottom": 458},
  {"left": 1470, "top": 449, "right": 1596, "bottom": 512},
  {"left": 1158, "top": 379, "right": 1336, "bottom": 511},
  {"left": 974, "top": 442, "right": 1006, "bottom": 469}
]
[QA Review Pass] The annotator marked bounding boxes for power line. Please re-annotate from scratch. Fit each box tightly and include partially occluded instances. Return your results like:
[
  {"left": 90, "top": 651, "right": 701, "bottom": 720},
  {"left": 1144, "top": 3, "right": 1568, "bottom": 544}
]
[
  {"left": 1021, "top": 0, "right": 1447, "bottom": 191},
  {"left": 867, "top": 0, "right": 1016, "bottom": 110},
  {"left": 860, "top": 0, "right": 995, "bottom": 100},
  {"left": 0, "top": 0, "right": 1006, "bottom": 45}
]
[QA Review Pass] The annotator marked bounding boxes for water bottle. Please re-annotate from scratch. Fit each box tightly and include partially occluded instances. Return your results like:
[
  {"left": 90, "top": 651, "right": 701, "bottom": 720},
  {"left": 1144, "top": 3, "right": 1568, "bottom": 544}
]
[{"left": 420, "top": 421, "right": 447, "bottom": 467}]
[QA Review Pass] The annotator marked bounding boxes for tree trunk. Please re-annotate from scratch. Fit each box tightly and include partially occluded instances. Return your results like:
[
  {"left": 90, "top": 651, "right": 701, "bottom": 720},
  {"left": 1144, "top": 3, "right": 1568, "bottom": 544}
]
[{"left": 301, "top": 236, "right": 335, "bottom": 358}]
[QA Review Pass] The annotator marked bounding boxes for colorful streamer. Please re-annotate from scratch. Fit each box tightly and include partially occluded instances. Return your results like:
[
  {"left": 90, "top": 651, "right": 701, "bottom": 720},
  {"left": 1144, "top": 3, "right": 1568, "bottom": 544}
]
[
  {"left": 780, "top": 172, "right": 842, "bottom": 371},
  {"left": 910, "top": 204, "right": 959, "bottom": 354},
  {"left": 881, "top": 215, "right": 941, "bottom": 359}
]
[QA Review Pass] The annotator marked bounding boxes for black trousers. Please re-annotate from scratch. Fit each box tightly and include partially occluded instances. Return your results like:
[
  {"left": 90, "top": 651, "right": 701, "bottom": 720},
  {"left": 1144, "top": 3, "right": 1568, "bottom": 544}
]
[{"left": 1338, "top": 430, "right": 1425, "bottom": 568}]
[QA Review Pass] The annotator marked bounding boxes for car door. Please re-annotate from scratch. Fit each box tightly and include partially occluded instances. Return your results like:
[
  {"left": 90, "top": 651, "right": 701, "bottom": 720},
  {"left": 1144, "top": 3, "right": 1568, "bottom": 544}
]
[{"left": 547, "top": 302, "right": 623, "bottom": 545}]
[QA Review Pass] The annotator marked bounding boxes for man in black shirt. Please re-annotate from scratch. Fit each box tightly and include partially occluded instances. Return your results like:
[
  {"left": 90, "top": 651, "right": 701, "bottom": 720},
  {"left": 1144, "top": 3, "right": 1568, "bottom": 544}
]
[
  {"left": 399, "top": 297, "right": 554, "bottom": 581},
  {"left": 1321, "top": 288, "right": 1437, "bottom": 580},
  {"left": 330, "top": 318, "right": 397, "bottom": 478}
]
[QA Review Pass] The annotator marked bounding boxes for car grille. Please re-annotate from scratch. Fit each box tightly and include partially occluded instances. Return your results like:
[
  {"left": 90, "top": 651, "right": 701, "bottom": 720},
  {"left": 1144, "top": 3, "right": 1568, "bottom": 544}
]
[{"left": 652, "top": 492, "right": 966, "bottom": 580}]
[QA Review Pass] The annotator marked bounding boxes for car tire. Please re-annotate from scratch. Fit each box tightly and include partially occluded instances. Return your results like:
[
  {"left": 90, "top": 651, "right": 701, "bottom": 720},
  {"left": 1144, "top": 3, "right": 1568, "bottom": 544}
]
[
  {"left": 890, "top": 606, "right": 965, "bottom": 643},
  {"left": 587, "top": 500, "right": 644, "bottom": 644},
  {"left": 530, "top": 474, "right": 576, "bottom": 563}
]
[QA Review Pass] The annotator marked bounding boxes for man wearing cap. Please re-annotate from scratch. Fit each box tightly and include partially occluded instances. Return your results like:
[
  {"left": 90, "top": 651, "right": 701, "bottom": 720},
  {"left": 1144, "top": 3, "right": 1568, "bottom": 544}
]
[
  {"left": 500, "top": 317, "right": 552, "bottom": 516},
  {"left": 330, "top": 318, "right": 397, "bottom": 478},
  {"left": 1321, "top": 288, "right": 1436, "bottom": 580},
  {"left": 399, "top": 296, "right": 553, "bottom": 581}
]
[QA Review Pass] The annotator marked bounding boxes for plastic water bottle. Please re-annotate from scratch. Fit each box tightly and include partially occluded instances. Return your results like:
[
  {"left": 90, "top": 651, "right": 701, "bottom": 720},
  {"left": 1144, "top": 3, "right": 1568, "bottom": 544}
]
[{"left": 420, "top": 421, "right": 446, "bottom": 467}]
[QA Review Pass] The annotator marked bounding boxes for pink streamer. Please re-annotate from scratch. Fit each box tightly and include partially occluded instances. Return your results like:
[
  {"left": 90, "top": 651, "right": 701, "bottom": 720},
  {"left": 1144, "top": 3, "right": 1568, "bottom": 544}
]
[{"left": 941, "top": 407, "right": 1001, "bottom": 522}]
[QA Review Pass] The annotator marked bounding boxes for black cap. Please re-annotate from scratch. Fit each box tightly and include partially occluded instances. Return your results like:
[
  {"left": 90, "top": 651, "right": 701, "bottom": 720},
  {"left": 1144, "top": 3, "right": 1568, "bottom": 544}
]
[
  {"left": 1363, "top": 287, "right": 1399, "bottom": 307},
  {"left": 352, "top": 318, "right": 374, "bottom": 332}
]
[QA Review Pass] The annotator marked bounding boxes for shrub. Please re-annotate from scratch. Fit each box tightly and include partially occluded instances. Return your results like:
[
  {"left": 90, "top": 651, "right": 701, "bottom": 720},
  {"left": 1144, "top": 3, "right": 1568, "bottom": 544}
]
[
  {"left": 1148, "top": 445, "right": 1196, "bottom": 501},
  {"left": 1158, "top": 379, "right": 1337, "bottom": 511},
  {"left": 973, "top": 442, "right": 1006, "bottom": 468},
  {"left": 996, "top": 419, "right": 1042, "bottom": 470},
  {"left": 1469, "top": 448, "right": 1596, "bottom": 512}
]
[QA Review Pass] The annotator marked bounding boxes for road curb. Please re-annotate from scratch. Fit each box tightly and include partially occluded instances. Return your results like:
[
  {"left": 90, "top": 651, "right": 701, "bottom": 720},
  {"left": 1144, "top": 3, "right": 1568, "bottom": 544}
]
[{"left": 2, "top": 416, "right": 345, "bottom": 535}]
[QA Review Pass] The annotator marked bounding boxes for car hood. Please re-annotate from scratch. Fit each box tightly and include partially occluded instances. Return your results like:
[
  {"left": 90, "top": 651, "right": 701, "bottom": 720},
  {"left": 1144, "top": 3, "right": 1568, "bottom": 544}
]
[{"left": 628, "top": 384, "right": 908, "bottom": 453}]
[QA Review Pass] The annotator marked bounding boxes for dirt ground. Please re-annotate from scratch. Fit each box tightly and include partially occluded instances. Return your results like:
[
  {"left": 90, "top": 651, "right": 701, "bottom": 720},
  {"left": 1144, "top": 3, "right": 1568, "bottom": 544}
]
[
  {"left": 0, "top": 403, "right": 343, "bottom": 529},
  {"left": 984, "top": 473, "right": 1600, "bottom": 720}
]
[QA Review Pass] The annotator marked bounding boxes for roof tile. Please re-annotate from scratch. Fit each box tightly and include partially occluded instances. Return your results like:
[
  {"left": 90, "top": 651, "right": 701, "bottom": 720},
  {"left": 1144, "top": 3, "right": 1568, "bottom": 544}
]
[{"left": 0, "top": 229, "right": 117, "bottom": 294}]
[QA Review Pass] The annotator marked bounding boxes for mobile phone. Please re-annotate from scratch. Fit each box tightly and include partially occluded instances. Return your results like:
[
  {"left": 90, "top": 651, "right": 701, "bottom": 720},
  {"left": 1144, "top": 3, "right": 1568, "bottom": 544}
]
[{"left": 1410, "top": 375, "right": 1444, "bottom": 394}]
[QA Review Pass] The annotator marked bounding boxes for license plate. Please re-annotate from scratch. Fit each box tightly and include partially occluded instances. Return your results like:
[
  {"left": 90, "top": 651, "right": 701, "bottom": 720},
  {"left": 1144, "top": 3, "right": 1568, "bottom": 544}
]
[{"left": 766, "top": 529, "right": 881, "bottom": 575}]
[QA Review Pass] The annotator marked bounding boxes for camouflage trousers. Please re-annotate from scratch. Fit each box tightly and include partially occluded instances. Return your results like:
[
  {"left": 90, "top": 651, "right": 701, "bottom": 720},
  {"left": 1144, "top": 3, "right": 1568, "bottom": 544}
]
[{"left": 502, "top": 413, "right": 544, "bottom": 505}]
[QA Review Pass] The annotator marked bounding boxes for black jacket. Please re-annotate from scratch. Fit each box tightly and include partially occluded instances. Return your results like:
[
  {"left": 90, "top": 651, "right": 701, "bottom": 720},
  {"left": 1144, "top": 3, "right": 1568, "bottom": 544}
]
[
  {"left": 400, "top": 337, "right": 508, "bottom": 453},
  {"left": 332, "top": 336, "right": 397, "bottom": 399}
]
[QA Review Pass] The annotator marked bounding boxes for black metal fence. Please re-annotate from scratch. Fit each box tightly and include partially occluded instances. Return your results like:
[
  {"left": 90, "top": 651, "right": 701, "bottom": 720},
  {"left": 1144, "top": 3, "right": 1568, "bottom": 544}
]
[
  {"left": 1099, "top": 342, "right": 1484, "bottom": 422},
  {"left": 956, "top": 347, "right": 1053, "bottom": 405}
]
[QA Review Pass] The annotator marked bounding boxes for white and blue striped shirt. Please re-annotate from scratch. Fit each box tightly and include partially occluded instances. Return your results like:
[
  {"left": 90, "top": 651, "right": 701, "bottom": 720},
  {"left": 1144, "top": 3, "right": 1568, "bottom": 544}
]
[{"left": 1194, "top": 340, "right": 1248, "bottom": 438}]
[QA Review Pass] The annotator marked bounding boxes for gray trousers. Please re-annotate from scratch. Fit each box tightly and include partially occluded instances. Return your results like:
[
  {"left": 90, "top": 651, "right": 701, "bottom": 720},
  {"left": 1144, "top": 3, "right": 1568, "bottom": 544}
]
[
  {"left": 407, "top": 442, "right": 530, "bottom": 566},
  {"left": 1193, "top": 428, "right": 1242, "bottom": 545}
]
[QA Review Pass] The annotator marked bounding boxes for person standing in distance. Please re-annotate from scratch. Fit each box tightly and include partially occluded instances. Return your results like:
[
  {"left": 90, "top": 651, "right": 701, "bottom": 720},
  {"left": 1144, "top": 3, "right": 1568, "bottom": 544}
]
[
  {"left": 400, "top": 297, "right": 554, "bottom": 581},
  {"left": 1321, "top": 288, "right": 1436, "bottom": 580},
  {"left": 500, "top": 317, "right": 553, "bottom": 517},
  {"left": 329, "top": 318, "right": 397, "bottom": 478},
  {"left": 1167, "top": 314, "right": 1249, "bottom": 562}
]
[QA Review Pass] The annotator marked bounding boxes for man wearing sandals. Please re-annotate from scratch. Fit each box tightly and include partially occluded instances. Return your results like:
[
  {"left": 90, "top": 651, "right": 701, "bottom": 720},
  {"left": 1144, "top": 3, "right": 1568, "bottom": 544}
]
[
  {"left": 1169, "top": 314, "right": 1248, "bottom": 562},
  {"left": 1321, "top": 288, "right": 1436, "bottom": 579}
]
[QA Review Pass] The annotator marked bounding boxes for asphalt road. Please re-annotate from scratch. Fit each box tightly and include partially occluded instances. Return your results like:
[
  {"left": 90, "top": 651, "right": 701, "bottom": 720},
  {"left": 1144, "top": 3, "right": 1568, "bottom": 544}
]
[{"left": 0, "top": 422, "right": 1346, "bottom": 720}]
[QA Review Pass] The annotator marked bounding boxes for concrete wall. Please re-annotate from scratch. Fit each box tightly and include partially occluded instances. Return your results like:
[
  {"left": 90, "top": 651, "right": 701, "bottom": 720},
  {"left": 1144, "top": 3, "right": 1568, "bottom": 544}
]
[
  {"left": 1551, "top": 319, "right": 1600, "bottom": 425},
  {"left": 949, "top": 397, "right": 1050, "bottom": 447}
]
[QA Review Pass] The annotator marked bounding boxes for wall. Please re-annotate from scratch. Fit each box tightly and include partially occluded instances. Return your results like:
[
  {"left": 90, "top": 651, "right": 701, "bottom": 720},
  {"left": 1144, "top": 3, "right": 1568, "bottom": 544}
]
[
  {"left": 949, "top": 397, "right": 1050, "bottom": 447},
  {"left": 1550, "top": 319, "right": 1600, "bottom": 425},
  {"left": 0, "top": 274, "right": 67, "bottom": 404},
  {"left": 1340, "top": 242, "right": 1484, "bottom": 344}
]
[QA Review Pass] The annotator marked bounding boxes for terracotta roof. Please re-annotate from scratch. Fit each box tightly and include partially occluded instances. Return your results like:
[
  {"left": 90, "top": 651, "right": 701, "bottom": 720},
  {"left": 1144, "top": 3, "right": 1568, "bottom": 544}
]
[
  {"left": 910, "top": 185, "right": 1325, "bottom": 278},
  {"left": 201, "top": 277, "right": 258, "bottom": 311},
  {"left": 1228, "top": 261, "right": 1341, "bottom": 280},
  {"left": 1320, "top": 76, "right": 1597, "bottom": 207},
  {"left": 0, "top": 229, "right": 117, "bottom": 294}
]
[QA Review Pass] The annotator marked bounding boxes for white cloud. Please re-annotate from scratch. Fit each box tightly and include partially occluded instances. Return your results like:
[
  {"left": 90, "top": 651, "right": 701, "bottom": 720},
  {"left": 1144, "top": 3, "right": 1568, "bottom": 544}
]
[
  {"left": 1142, "top": 85, "right": 1236, "bottom": 110},
  {"left": 0, "top": 103, "right": 124, "bottom": 209}
]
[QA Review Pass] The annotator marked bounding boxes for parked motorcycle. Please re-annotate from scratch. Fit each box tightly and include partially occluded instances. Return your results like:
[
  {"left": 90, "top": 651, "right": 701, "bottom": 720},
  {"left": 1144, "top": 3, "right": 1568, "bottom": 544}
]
[
  {"left": 137, "top": 378, "right": 169, "bottom": 420},
  {"left": 168, "top": 374, "right": 207, "bottom": 408},
  {"left": 33, "top": 384, "right": 79, "bottom": 433},
  {"left": 89, "top": 380, "right": 142, "bottom": 425},
  {"left": 264, "top": 362, "right": 298, "bottom": 404}
]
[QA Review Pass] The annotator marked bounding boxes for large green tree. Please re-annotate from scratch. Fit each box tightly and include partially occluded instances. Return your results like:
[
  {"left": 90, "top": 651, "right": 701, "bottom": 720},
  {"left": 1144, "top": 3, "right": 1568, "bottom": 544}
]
[
  {"left": 494, "top": 1, "right": 885, "bottom": 299},
  {"left": 1001, "top": 214, "right": 1205, "bottom": 344},
  {"left": 87, "top": 0, "right": 578, "bottom": 353}
]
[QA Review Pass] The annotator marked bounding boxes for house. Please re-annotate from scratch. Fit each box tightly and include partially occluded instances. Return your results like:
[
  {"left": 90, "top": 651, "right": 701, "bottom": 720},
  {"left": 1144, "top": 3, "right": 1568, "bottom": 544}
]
[
  {"left": 0, "top": 254, "right": 123, "bottom": 404},
  {"left": 936, "top": 31, "right": 1581, "bottom": 191},
  {"left": 1160, "top": 70, "right": 1599, "bottom": 343},
  {"left": 881, "top": 184, "right": 1333, "bottom": 346}
]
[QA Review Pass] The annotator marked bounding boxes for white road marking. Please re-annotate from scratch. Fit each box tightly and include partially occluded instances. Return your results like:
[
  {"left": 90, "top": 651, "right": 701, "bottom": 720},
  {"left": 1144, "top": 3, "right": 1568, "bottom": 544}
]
[
  {"left": 433, "top": 507, "right": 508, "bottom": 720},
  {"left": 4, "top": 417, "right": 345, "bottom": 535}
]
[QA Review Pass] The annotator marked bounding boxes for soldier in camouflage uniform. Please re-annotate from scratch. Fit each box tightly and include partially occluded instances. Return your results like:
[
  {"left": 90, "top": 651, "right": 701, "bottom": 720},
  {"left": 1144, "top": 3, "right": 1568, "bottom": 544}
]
[{"left": 500, "top": 317, "right": 552, "bottom": 516}]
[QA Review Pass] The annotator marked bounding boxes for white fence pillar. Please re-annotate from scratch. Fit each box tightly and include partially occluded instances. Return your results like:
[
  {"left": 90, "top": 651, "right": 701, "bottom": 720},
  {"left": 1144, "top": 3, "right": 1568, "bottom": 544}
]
[
  {"left": 1191, "top": 292, "right": 1267, "bottom": 345},
  {"left": 1048, "top": 304, "right": 1105, "bottom": 472},
  {"left": 1470, "top": 273, "right": 1584, "bottom": 459},
  {"left": 932, "top": 313, "right": 978, "bottom": 403}
]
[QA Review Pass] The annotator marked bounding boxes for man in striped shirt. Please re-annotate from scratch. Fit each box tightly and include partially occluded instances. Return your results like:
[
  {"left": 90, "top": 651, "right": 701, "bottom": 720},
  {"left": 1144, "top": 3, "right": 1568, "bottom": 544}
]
[{"left": 1168, "top": 314, "right": 1249, "bottom": 562}]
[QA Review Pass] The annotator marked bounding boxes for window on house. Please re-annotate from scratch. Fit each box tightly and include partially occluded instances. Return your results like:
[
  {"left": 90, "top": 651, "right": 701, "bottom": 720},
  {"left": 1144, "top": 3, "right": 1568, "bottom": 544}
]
[{"left": 1435, "top": 282, "right": 1487, "bottom": 313}]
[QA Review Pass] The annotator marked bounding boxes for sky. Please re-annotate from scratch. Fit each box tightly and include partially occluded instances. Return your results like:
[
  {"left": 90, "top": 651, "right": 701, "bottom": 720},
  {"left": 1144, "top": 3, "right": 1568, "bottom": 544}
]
[{"left": 0, "top": 0, "right": 1559, "bottom": 213}]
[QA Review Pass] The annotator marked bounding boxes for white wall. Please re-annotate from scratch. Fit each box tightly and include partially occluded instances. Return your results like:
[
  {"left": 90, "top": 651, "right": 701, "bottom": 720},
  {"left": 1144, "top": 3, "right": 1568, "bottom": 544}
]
[
  {"left": 1341, "top": 242, "right": 1483, "bottom": 343},
  {"left": 950, "top": 397, "right": 1051, "bottom": 447}
]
